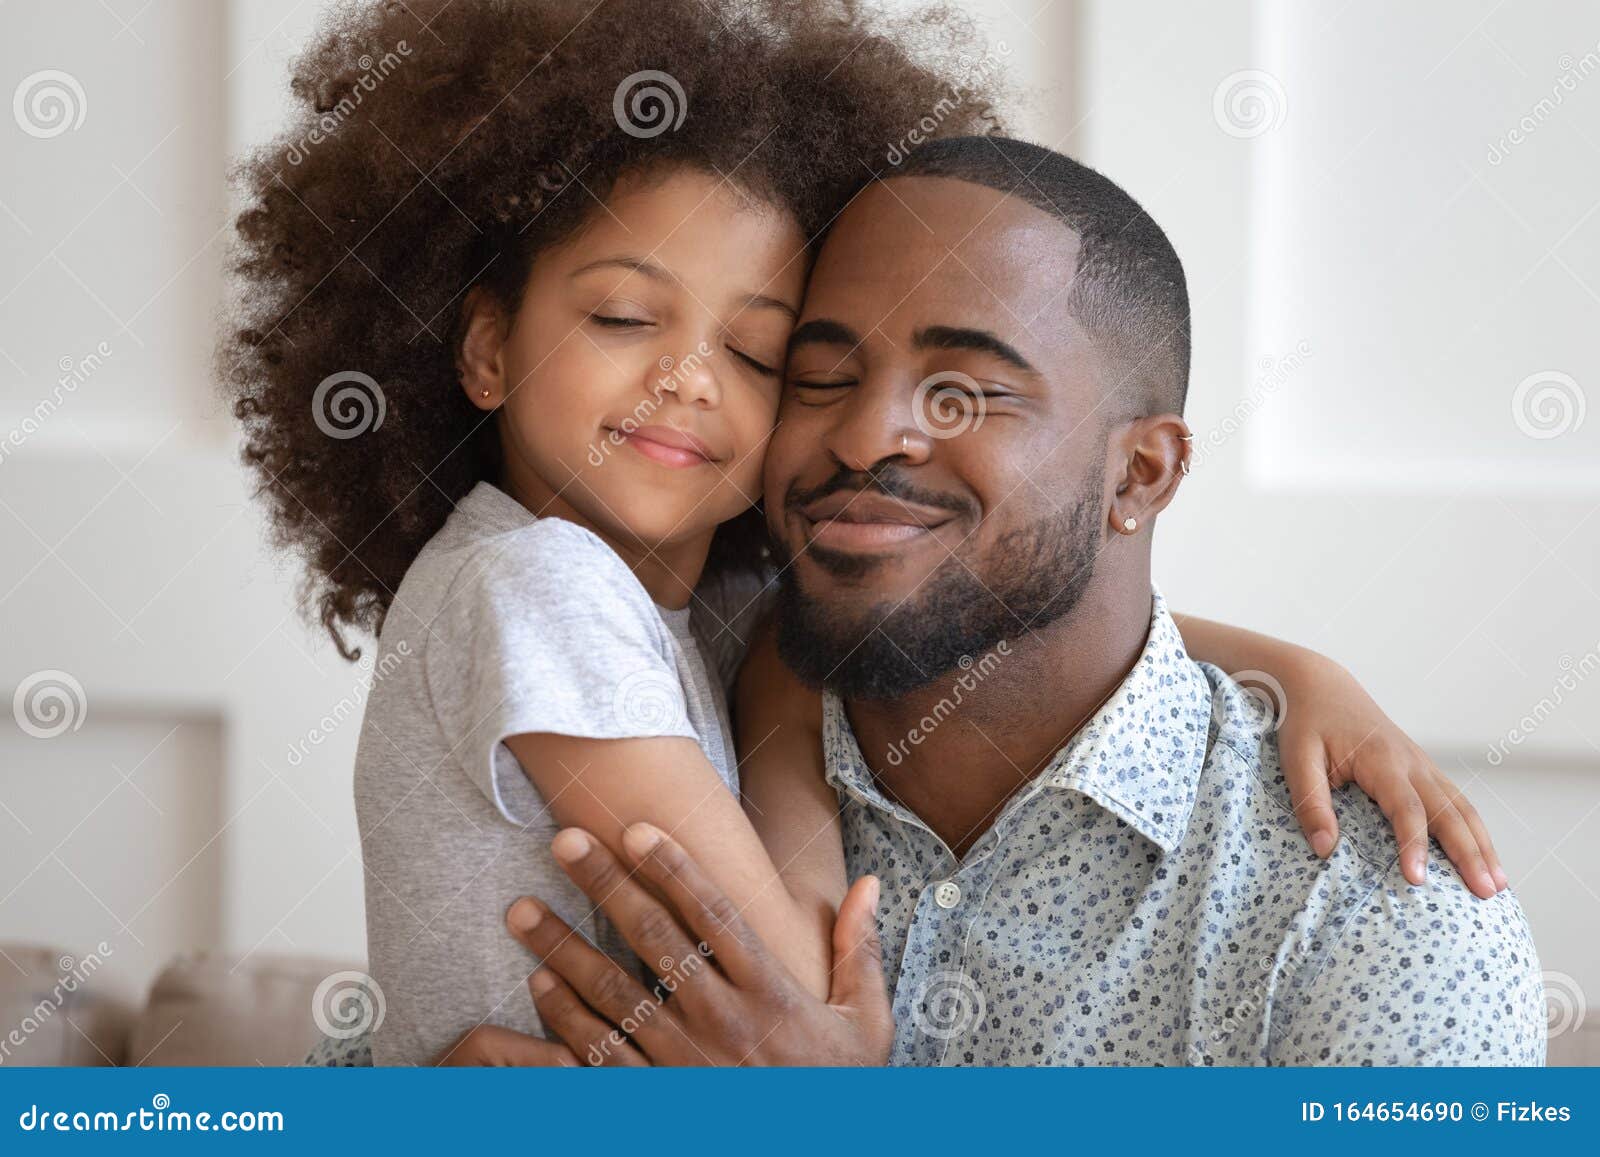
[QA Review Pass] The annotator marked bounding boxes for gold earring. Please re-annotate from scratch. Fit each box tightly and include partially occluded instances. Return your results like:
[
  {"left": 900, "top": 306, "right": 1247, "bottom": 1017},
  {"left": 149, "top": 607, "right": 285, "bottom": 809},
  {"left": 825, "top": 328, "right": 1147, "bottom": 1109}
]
[
  {"left": 480, "top": 389, "right": 491, "bottom": 399},
  {"left": 1123, "top": 516, "right": 1137, "bottom": 532},
  {"left": 899, "top": 432, "right": 909, "bottom": 455}
]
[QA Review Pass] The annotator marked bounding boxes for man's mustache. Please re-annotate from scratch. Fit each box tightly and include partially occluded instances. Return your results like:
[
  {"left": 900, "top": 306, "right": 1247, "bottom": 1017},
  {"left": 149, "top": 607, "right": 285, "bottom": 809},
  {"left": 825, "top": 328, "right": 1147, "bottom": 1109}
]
[{"left": 783, "top": 462, "right": 976, "bottom": 521}]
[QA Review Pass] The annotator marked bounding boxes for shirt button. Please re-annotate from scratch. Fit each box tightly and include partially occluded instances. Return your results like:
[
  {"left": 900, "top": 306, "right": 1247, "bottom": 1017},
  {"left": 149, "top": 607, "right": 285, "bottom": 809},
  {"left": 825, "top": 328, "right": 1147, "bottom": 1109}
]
[{"left": 934, "top": 880, "right": 962, "bottom": 909}]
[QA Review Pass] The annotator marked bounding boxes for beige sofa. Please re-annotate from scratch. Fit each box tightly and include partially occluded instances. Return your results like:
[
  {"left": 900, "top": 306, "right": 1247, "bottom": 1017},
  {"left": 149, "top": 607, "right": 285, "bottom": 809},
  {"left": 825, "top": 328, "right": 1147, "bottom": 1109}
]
[{"left": 4, "top": 941, "right": 1595, "bottom": 1065}]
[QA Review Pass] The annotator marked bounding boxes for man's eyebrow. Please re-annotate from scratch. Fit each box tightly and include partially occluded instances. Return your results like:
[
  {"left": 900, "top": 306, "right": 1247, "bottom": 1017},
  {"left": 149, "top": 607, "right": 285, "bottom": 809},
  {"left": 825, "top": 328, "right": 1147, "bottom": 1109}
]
[
  {"left": 787, "top": 318, "right": 862, "bottom": 352},
  {"left": 913, "top": 325, "right": 1039, "bottom": 375}
]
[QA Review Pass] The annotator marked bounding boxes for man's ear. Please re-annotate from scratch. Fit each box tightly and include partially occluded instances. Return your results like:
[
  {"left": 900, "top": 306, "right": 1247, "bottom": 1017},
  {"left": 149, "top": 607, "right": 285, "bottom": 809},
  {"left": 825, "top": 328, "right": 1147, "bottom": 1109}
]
[
  {"left": 457, "top": 286, "right": 508, "bottom": 411},
  {"left": 1106, "top": 413, "right": 1191, "bottom": 536}
]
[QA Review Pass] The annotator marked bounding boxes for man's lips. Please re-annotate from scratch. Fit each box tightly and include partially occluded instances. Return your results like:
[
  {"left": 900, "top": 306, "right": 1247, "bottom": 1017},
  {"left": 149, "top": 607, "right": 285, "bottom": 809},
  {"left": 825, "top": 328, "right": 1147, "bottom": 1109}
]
[
  {"left": 797, "top": 490, "right": 957, "bottom": 552},
  {"left": 608, "top": 423, "right": 718, "bottom": 469}
]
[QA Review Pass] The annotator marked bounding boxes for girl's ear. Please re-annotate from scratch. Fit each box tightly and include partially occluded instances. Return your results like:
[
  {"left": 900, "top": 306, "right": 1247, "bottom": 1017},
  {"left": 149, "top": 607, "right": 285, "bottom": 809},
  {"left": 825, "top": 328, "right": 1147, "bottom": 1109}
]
[
  {"left": 457, "top": 286, "right": 508, "bottom": 411},
  {"left": 1106, "top": 413, "right": 1191, "bottom": 536}
]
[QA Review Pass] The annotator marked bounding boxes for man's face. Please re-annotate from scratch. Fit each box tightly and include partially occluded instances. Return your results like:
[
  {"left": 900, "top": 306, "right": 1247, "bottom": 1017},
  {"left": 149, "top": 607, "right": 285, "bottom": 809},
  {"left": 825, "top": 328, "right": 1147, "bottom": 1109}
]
[{"left": 764, "top": 176, "right": 1114, "bottom": 699}]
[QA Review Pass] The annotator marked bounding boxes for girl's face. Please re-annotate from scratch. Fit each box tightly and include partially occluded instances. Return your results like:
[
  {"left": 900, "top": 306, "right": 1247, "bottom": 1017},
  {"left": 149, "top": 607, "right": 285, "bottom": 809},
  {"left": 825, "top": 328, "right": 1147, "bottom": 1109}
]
[{"left": 460, "top": 167, "right": 807, "bottom": 572}]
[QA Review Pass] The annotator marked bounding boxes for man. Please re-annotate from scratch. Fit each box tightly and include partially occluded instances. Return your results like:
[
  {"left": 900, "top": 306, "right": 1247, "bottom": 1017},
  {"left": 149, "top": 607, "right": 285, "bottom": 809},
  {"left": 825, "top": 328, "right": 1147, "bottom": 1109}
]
[{"left": 453, "top": 136, "right": 1546, "bottom": 1066}]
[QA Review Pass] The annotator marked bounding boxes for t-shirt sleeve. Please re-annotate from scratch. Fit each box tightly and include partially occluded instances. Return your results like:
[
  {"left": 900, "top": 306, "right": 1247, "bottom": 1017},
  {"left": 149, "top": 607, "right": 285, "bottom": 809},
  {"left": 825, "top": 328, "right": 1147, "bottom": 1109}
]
[{"left": 423, "top": 520, "right": 698, "bottom": 825}]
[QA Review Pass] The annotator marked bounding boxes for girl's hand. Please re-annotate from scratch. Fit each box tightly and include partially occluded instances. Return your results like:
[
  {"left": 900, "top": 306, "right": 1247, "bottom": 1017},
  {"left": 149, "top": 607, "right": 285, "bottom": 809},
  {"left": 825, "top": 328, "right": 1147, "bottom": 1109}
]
[{"left": 1275, "top": 657, "right": 1508, "bottom": 900}]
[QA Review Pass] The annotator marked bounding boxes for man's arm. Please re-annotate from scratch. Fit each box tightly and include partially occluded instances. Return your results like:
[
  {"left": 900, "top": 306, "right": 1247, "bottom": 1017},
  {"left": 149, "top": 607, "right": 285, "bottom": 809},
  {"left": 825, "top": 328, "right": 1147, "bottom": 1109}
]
[{"left": 1268, "top": 865, "right": 1546, "bottom": 1066}]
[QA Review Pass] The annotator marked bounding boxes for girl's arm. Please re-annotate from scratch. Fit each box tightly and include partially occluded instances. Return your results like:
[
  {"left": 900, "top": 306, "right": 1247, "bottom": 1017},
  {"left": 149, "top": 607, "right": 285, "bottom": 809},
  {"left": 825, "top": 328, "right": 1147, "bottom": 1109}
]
[
  {"left": 733, "top": 616, "right": 845, "bottom": 914},
  {"left": 504, "top": 725, "right": 834, "bottom": 1000},
  {"left": 1173, "top": 614, "right": 1507, "bottom": 899}
]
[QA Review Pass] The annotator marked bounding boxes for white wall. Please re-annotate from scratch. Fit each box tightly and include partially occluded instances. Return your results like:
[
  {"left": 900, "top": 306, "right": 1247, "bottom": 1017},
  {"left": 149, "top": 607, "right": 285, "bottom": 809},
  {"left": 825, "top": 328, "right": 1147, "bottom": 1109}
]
[{"left": 1, "top": 0, "right": 1595, "bottom": 1032}]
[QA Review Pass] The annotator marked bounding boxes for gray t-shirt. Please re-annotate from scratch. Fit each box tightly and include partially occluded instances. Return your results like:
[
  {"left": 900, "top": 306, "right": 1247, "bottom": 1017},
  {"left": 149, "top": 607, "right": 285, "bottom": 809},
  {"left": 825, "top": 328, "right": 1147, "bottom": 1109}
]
[{"left": 354, "top": 481, "right": 770, "bottom": 1065}]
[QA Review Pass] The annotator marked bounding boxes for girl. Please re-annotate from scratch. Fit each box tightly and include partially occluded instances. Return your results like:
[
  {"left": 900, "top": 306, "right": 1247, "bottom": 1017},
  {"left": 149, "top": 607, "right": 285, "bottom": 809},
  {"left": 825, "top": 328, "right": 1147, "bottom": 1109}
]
[{"left": 221, "top": 0, "right": 1505, "bottom": 1065}]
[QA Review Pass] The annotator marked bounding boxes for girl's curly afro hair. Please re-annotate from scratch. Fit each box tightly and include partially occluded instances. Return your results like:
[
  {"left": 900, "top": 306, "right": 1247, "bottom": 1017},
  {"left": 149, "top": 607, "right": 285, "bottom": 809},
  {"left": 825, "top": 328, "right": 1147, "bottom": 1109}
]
[{"left": 219, "top": 0, "right": 1005, "bottom": 659}]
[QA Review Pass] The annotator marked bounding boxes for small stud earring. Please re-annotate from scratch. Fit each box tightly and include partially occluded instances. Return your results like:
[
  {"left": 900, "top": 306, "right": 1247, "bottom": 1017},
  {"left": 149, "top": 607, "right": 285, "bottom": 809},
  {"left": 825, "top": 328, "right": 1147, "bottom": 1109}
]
[
  {"left": 1123, "top": 516, "right": 1137, "bottom": 532},
  {"left": 480, "top": 389, "right": 491, "bottom": 399}
]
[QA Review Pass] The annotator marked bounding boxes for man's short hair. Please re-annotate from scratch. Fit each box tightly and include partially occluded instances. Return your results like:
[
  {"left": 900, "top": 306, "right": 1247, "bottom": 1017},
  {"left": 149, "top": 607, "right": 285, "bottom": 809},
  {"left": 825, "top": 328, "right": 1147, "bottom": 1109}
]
[{"left": 890, "top": 136, "right": 1191, "bottom": 416}]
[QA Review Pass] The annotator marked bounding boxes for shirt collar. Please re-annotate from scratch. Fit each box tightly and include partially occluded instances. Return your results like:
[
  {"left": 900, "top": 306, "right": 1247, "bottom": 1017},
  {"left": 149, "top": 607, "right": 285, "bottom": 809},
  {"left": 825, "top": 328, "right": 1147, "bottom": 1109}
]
[{"left": 822, "top": 584, "right": 1214, "bottom": 854}]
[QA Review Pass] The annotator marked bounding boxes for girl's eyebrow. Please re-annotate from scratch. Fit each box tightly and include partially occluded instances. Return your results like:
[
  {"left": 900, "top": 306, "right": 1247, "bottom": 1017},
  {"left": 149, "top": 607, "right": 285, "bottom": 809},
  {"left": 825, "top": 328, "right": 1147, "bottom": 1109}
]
[
  {"left": 570, "top": 255, "right": 674, "bottom": 282},
  {"left": 573, "top": 255, "right": 798, "bottom": 319}
]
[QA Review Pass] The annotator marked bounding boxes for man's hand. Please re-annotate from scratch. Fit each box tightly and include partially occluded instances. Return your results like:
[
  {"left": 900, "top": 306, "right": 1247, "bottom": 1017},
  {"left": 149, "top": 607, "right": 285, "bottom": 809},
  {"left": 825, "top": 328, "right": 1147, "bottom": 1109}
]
[{"left": 503, "top": 823, "right": 893, "bottom": 1066}]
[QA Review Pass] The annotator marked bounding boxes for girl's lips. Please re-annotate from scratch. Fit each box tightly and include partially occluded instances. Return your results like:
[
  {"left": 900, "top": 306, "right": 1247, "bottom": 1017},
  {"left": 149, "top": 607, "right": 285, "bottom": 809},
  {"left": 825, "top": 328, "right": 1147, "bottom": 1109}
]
[{"left": 611, "top": 425, "right": 716, "bottom": 469}]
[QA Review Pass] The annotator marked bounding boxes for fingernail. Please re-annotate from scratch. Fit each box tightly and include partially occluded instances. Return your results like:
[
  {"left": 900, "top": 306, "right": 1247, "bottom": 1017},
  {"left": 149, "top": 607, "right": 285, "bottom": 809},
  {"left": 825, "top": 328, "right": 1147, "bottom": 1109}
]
[
  {"left": 1493, "top": 867, "right": 1510, "bottom": 891},
  {"left": 866, "top": 875, "right": 880, "bottom": 909},
  {"left": 507, "top": 897, "right": 544, "bottom": 933},
  {"left": 529, "top": 968, "right": 556, "bottom": 995},
  {"left": 1310, "top": 830, "right": 1335, "bottom": 858},
  {"left": 623, "top": 823, "right": 664, "bottom": 859},
  {"left": 551, "top": 829, "right": 591, "bottom": 863},
  {"left": 1481, "top": 873, "right": 1498, "bottom": 896}
]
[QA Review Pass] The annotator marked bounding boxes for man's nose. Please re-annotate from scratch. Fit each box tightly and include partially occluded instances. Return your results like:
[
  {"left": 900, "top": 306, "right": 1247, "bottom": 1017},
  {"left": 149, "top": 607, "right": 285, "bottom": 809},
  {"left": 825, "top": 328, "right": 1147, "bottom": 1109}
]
[{"left": 822, "top": 377, "right": 932, "bottom": 470}]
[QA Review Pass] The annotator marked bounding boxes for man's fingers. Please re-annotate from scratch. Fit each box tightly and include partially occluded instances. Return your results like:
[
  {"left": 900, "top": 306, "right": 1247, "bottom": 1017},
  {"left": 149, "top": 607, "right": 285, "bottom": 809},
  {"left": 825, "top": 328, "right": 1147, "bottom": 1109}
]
[
  {"left": 434, "top": 1024, "right": 578, "bottom": 1067},
  {"left": 1282, "top": 737, "right": 1339, "bottom": 858},
  {"left": 505, "top": 894, "right": 679, "bottom": 1051},
  {"left": 617, "top": 823, "right": 773, "bottom": 989},
  {"left": 549, "top": 828, "right": 709, "bottom": 990},
  {"left": 528, "top": 968, "right": 650, "bottom": 1067},
  {"left": 827, "top": 875, "right": 891, "bottom": 1057}
]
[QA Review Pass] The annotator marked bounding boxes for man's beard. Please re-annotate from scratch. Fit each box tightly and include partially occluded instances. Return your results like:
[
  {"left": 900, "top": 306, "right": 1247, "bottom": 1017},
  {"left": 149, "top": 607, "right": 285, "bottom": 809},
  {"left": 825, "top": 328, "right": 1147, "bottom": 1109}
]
[{"left": 772, "top": 470, "right": 1104, "bottom": 701}]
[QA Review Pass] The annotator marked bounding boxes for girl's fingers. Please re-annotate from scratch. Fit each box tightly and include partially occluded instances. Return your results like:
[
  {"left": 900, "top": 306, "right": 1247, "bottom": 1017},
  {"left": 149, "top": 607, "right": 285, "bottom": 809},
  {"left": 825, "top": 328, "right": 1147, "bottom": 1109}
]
[
  {"left": 527, "top": 967, "right": 650, "bottom": 1067},
  {"left": 1374, "top": 782, "right": 1430, "bottom": 886},
  {"left": 1281, "top": 736, "right": 1339, "bottom": 858},
  {"left": 1446, "top": 786, "right": 1509, "bottom": 892},
  {"left": 1418, "top": 785, "right": 1497, "bottom": 900}
]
